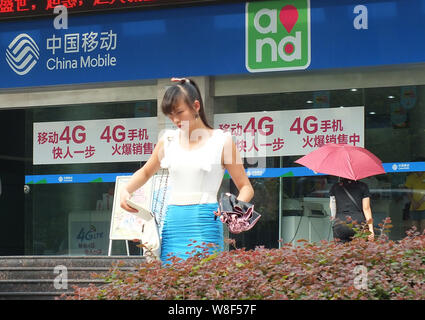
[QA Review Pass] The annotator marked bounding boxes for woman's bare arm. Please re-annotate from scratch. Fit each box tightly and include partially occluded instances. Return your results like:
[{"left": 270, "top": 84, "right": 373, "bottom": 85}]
[
  {"left": 362, "top": 197, "right": 374, "bottom": 240},
  {"left": 120, "top": 139, "right": 164, "bottom": 212},
  {"left": 222, "top": 137, "right": 254, "bottom": 202}
]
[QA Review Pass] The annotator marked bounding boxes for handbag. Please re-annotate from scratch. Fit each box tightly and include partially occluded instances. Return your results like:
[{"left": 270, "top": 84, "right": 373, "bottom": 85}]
[
  {"left": 218, "top": 192, "right": 261, "bottom": 234},
  {"left": 149, "top": 168, "right": 169, "bottom": 259}
]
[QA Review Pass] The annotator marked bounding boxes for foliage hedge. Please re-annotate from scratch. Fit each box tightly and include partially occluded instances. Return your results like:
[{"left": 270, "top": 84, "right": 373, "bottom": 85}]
[{"left": 63, "top": 218, "right": 425, "bottom": 300}]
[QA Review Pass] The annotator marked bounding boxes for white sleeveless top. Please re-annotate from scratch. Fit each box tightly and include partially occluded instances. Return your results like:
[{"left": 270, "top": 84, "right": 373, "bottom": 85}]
[{"left": 160, "top": 128, "right": 232, "bottom": 205}]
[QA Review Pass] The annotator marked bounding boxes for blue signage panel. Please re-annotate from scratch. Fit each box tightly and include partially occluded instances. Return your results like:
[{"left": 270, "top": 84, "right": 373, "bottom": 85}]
[
  {"left": 25, "top": 162, "right": 425, "bottom": 184},
  {"left": 0, "top": 3, "right": 245, "bottom": 88},
  {"left": 310, "top": 0, "right": 425, "bottom": 69},
  {"left": 1, "top": 0, "right": 425, "bottom": 88}
]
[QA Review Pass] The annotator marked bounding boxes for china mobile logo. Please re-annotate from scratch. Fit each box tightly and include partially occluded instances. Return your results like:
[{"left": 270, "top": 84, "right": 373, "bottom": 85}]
[
  {"left": 246, "top": 0, "right": 310, "bottom": 72},
  {"left": 6, "top": 33, "right": 40, "bottom": 76}
]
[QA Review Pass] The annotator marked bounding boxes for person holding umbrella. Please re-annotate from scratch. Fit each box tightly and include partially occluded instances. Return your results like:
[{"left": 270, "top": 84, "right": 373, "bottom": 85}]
[
  {"left": 295, "top": 143, "right": 385, "bottom": 243},
  {"left": 329, "top": 178, "right": 374, "bottom": 242}
]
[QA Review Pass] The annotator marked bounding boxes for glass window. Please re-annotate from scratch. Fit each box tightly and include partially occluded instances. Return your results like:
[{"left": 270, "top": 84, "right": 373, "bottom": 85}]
[
  {"left": 19, "top": 100, "right": 157, "bottom": 255},
  {"left": 214, "top": 85, "right": 425, "bottom": 247}
]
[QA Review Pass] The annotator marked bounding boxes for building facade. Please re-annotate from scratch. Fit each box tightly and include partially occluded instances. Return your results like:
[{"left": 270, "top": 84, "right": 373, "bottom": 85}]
[{"left": 0, "top": 0, "right": 424, "bottom": 255}]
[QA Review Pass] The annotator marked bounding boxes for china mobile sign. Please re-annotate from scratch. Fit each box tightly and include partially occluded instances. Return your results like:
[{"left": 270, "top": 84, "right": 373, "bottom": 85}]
[
  {"left": 5, "top": 29, "right": 117, "bottom": 76},
  {"left": 214, "top": 107, "right": 364, "bottom": 158},
  {"left": 5, "top": 33, "right": 40, "bottom": 75},
  {"left": 45, "top": 30, "right": 117, "bottom": 71},
  {"left": 246, "top": 0, "right": 311, "bottom": 72},
  {"left": 33, "top": 118, "right": 157, "bottom": 165}
]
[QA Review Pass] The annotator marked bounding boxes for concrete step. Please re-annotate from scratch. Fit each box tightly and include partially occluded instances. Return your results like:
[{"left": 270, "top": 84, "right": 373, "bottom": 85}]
[
  {"left": 0, "top": 266, "right": 136, "bottom": 280},
  {"left": 0, "top": 256, "right": 145, "bottom": 268},
  {"left": 0, "top": 291, "right": 74, "bottom": 300},
  {"left": 0, "top": 279, "right": 106, "bottom": 293},
  {"left": 0, "top": 256, "right": 145, "bottom": 300}
]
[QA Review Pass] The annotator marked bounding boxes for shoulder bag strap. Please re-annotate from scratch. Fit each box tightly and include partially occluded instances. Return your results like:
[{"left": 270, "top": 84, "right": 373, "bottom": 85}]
[
  {"left": 152, "top": 133, "right": 172, "bottom": 227},
  {"left": 150, "top": 169, "right": 169, "bottom": 229},
  {"left": 342, "top": 186, "right": 363, "bottom": 214}
]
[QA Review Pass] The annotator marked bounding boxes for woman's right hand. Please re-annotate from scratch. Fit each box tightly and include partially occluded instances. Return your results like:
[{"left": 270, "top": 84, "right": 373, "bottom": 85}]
[{"left": 120, "top": 189, "right": 138, "bottom": 213}]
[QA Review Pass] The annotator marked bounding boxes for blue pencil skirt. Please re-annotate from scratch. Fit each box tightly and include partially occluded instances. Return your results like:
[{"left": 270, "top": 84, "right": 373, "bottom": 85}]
[{"left": 160, "top": 202, "right": 224, "bottom": 264}]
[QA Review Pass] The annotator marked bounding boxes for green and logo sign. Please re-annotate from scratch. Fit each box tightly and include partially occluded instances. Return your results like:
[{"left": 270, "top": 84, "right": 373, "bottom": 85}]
[{"left": 246, "top": 0, "right": 310, "bottom": 72}]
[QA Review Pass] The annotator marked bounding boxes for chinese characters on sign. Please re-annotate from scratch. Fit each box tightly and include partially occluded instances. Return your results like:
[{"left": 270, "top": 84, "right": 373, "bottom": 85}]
[
  {"left": 214, "top": 107, "right": 364, "bottom": 158},
  {"left": 75, "top": 224, "right": 106, "bottom": 255},
  {"left": 69, "top": 214, "right": 111, "bottom": 256},
  {"left": 47, "top": 30, "right": 117, "bottom": 54},
  {"left": 33, "top": 117, "right": 157, "bottom": 164},
  {"left": 33, "top": 108, "right": 364, "bottom": 164},
  {"left": 45, "top": 30, "right": 118, "bottom": 71},
  {"left": 0, "top": 0, "right": 229, "bottom": 20}
]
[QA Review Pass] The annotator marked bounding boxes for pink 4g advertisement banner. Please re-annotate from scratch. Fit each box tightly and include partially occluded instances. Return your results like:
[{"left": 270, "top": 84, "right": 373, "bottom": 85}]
[
  {"left": 33, "top": 117, "right": 157, "bottom": 165},
  {"left": 214, "top": 106, "right": 364, "bottom": 159},
  {"left": 33, "top": 107, "right": 363, "bottom": 165}
]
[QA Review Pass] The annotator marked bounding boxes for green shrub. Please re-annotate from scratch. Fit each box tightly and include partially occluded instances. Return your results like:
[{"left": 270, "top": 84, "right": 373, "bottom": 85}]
[{"left": 62, "top": 218, "right": 425, "bottom": 300}]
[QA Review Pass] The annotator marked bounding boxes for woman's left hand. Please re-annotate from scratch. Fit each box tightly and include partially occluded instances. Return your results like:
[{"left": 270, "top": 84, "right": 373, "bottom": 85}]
[{"left": 213, "top": 208, "right": 221, "bottom": 218}]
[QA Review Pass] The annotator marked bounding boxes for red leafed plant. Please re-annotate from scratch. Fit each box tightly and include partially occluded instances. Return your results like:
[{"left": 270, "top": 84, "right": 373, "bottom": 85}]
[{"left": 62, "top": 218, "right": 425, "bottom": 300}]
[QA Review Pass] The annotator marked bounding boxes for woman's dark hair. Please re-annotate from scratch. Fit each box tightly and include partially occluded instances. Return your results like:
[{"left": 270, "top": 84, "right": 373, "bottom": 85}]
[{"left": 161, "top": 78, "right": 212, "bottom": 129}]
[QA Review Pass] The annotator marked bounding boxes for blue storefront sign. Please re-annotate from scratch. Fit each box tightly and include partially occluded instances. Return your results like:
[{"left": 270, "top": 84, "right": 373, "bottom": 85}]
[
  {"left": 24, "top": 162, "right": 425, "bottom": 184},
  {"left": 1, "top": 0, "right": 425, "bottom": 89}
]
